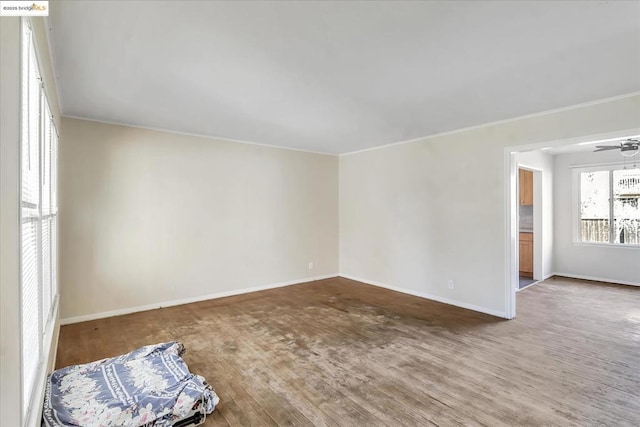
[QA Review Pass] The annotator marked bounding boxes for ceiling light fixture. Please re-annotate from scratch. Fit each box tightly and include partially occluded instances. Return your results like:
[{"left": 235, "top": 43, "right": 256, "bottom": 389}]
[
  {"left": 578, "top": 135, "right": 640, "bottom": 146},
  {"left": 594, "top": 139, "right": 639, "bottom": 157}
]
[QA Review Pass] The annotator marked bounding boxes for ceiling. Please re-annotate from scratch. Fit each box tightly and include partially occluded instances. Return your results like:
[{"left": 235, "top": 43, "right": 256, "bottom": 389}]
[{"left": 48, "top": 1, "right": 640, "bottom": 154}]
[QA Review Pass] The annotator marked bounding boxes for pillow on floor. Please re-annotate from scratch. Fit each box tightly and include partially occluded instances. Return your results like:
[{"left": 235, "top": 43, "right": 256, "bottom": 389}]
[{"left": 42, "top": 342, "right": 220, "bottom": 427}]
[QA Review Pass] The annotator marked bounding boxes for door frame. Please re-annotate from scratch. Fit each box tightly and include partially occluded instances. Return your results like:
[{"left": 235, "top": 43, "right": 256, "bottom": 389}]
[{"left": 503, "top": 128, "right": 640, "bottom": 319}]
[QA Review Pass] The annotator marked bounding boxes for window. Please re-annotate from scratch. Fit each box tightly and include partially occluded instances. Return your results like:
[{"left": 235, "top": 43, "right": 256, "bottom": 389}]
[
  {"left": 578, "top": 166, "right": 640, "bottom": 245},
  {"left": 20, "top": 20, "right": 58, "bottom": 416}
]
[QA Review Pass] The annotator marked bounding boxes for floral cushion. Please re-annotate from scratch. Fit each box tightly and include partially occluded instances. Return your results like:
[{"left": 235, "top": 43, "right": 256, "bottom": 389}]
[{"left": 42, "top": 342, "right": 219, "bottom": 426}]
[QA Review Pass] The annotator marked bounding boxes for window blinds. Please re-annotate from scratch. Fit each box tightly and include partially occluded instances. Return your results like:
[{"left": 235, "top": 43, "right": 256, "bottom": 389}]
[
  {"left": 20, "top": 20, "right": 58, "bottom": 415},
  {"left": 20, "top": 221, "right": 39, "bottom": 412}
]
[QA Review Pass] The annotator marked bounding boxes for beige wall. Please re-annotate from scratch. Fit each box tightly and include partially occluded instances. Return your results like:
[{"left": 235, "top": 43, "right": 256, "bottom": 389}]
[
  {"left": 59, "top": 118, "right": 339, "bottom": 321},
  {"left": 339, "top": 95, "right": 640, "bottom": 316}
]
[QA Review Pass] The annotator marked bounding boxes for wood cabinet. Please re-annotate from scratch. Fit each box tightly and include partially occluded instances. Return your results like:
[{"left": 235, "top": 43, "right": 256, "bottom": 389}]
[
  {"left": 519, "top": 169, "right": 533, "bottom": 205},
  {"left": 519, "top": 232, "right": 533, "bottom": 278}
]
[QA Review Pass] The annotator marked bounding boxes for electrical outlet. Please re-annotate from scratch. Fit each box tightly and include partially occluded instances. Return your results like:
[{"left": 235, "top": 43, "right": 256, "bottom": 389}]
[
  {"left": 308, "top": 262, "right": 314, "bottom": 270},
  {"left": 448, "top": 280, "right": 455, "bottom": 289}
]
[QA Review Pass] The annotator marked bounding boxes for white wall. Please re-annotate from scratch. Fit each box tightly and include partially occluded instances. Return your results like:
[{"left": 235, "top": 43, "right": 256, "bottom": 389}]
[
  {"left": 59, "top": 118, "right": 339, "bottom": 321},
  {"left": 516, "top": 151, "right": 554, "bottom": 280},
  {"left": 339, "top": 95, "right": 640, "bottom": 317},
  {"left": 1, "top": 17, "right": 23, "bottom": 427},
  {"left": 553, "top": 149, "right": 640, "bottom": 285}
]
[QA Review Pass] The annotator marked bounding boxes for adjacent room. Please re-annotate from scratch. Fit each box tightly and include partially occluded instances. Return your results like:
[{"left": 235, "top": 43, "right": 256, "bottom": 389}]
[{"left": 1, "top": 1, "right": 639, "bottom": 426}]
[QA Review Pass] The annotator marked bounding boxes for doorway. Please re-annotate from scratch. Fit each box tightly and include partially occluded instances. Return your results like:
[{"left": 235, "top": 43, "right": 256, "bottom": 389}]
[
  {"left": 504, "top": 128, "right": 640, "bottom": 319},
  {"left": 517, "top": 167, "right": 541, "bottom": 291}
]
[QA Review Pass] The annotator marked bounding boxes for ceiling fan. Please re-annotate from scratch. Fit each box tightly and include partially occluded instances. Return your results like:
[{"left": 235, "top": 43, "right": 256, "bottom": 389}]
[{"left": 594, "top": 139, "right": 639, "bottom": 157}]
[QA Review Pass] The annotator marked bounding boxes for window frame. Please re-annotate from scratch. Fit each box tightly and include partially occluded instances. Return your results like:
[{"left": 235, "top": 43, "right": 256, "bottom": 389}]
[
  {"left": 572, "top": 162, "right": 640, "bottom": 248},
  {"left": 19, "top": 17, "right": 59, "bottom": 420}
]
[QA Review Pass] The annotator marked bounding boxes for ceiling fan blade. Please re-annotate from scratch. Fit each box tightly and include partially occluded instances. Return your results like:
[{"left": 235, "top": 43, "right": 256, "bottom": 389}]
[{"left": 594, "top": 145, "right": 620, "bottom": 152}]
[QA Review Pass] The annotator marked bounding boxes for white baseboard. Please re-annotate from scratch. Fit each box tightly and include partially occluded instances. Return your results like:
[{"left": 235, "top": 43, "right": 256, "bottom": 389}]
[
  {"left": 60, "top": 273, "right": 338, "bottom": 325},
  {"left": 49, "top": 315, "right": 60, "bottom": 373},
  {"left": 339, "top": 274, "right": 508, "bottom": 319},
  {"left": 542, "top": 272, "right": 555, "bottom": 281},
  {"left": 550, "top": 272, "right": 639, "bottom": 287}
]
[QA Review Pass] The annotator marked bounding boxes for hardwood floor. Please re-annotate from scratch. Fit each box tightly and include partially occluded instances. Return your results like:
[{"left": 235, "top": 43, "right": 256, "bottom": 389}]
[{"left": 56, "top": 276, "right": 640, "bottom": 426}]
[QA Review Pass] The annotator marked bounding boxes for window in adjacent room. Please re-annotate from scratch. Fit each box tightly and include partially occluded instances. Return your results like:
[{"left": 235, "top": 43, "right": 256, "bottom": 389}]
[{"left": 578, "top": 166, "right": 640, "bottom": 245}]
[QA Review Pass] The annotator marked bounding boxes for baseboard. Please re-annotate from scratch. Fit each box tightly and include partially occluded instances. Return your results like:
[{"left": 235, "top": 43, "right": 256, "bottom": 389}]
[
  {"left": 550, "top": 272, "right": 639, "bottom": 287},
  {"left": 60, "top": 273, "right": 339, "bottom": 325},
  {"left": 48, "top": 315, "right": 60, "bottom": 373},
  {"left": 339, "top": 274, "right": 508, "bottom": 319}
]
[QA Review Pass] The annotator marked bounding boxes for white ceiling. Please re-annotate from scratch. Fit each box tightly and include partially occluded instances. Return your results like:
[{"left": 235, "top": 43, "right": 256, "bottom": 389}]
[{"left": 48, "top": 1, "right": 640, "bottom": 154}]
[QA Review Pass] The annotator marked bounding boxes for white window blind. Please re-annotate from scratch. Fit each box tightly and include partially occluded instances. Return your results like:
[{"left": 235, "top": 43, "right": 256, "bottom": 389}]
[
  {"left": 20, "top": 20, "right": 59, "bottom": 416},
  {"left": 21, "top": 221, "right": 39, "bottom": 413}
]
